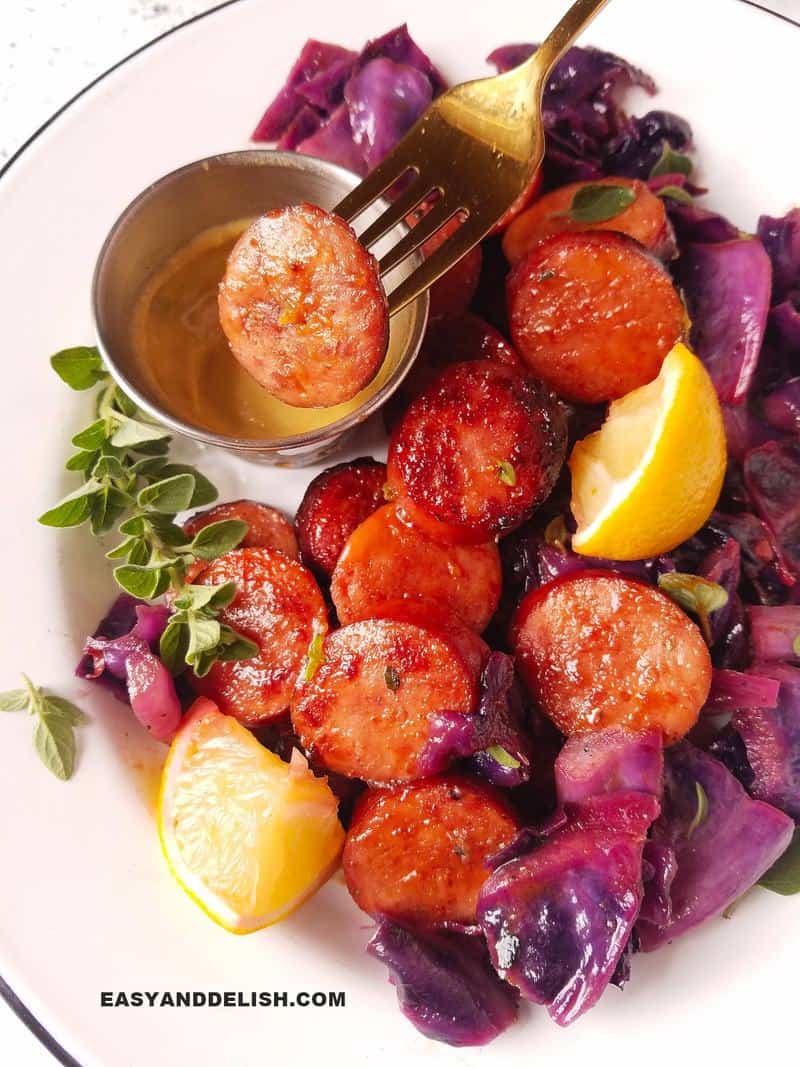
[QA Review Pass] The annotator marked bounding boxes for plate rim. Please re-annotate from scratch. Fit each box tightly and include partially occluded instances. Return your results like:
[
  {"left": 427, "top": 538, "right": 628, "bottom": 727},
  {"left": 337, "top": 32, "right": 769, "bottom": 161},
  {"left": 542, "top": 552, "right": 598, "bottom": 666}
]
[{"left": 1, "top": 0, "right": 797, "bottom": 1063}]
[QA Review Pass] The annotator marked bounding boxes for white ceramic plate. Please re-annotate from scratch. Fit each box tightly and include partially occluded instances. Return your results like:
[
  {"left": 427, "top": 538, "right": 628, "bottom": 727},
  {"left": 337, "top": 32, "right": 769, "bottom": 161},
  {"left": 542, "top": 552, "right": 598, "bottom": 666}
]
[{"left": 1, "top": 1, "right": 798, "bottom": 1064}]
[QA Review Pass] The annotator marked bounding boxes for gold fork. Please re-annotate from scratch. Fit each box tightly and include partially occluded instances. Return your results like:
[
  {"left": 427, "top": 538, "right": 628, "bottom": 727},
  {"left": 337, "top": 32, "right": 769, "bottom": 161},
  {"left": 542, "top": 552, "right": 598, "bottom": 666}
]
[{"left": 335, "top": 0, "right": 611, "bottom": 316}]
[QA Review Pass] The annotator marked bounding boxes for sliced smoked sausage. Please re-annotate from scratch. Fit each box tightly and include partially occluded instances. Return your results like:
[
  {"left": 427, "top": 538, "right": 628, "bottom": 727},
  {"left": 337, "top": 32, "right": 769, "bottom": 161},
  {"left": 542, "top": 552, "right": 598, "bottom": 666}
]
[
  {"left": 219, "top": 203, "right": 388, "bottom": 408},
  {"left": 295, "top": 458, "right": 386, "bottom": 578},
  {"left": 343, "top": 775, "right": 519, "bottom": 926},
  {"left": 330, "top": 503, "right": 501, "bottom": 632},
  {"left": 507, "top": 230, "right": 685, "bottom": 404},
  {"left": 190, "top": 547, "right": 328, "bottom": 726},
  {"left": 387, "top": 361, "right": 567, "bottom": 544},
  {"left": 291, "top": 618, "right": 479, "bottom": 783},
  {"left": 511, "top": 570, "right": 712, "bottom": 742}
]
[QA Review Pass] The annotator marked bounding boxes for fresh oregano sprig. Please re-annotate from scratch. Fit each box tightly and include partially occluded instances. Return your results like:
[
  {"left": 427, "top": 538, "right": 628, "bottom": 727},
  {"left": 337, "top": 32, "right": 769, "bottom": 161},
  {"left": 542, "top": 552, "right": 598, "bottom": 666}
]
[
  {"left": 0, "top": 675, "right": 86, "bottom": 780},
  {"left": 39, "top": 346, "right": 257, "bottom": 675}
]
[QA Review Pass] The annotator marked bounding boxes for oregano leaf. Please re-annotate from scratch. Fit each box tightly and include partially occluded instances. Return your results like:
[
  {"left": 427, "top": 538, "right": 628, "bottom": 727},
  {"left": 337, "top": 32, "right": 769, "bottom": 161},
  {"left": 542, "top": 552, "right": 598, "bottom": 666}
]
[
  {"left": 0, "top": 689, "right": 29, "bottom": 712},
  {"left": 567, "top": 183, "right": 636, "bottom": 223},
  {"left": 50, "top": 346, "right": 107, "bottom": 390},
  {"left": 189, "top": 519, "right": 248, "bottom": 561},
  {"left": 137, "top": 473, "right": 196, "bottom": 515}
]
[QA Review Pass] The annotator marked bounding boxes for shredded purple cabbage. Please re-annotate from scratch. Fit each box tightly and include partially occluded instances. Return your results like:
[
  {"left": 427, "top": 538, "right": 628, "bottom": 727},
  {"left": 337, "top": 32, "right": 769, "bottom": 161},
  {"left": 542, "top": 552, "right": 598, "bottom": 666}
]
[
  {"left": 757, "top": 208, "right": 800, "bottom": 302},
  {"left": 555, "top": 726, "right": 663, "bottom": 804},
  {"left": 762, "top": 375, "right": 800, "bottom": 435},
  {"left": 253, "top": 25, "right": 443, "bottom": 176},
  {"left": 673, "top": 239, "right": 773, "bottom": 405},
  {"left": 703, "top": 668, "right": 780, "bottom": 713},
  {"left": 369, "top": 913, "right": 520, "bottom": 1045},
  {"left": 77, "top": 595, "right": 180, "bottom": 743},
  {"left": 479, "top": 791, "right": 659, "bottom": 1026},
  {"left": 731, "top": 663, "right": 800, "bottom": 819},
  {"left": 252, "top": 40, "right": 357, "bottom": 142},
  {"left": 664, "top": 201, "right": 739, "bottom": 245},
  {"left": 366, "top": 918, "right": 519, "bottom": 1046},
  {"left": 748, "top": 605, "right": 800, "bottom": 664},
  {"left": 743, "top": 440, "right": 800, "bottom": 579},
  {"left": 637, "top": 743, "right": 794, "bottom": 951},
  {"left": 419, "top": 652, "right": 531, "bottom": 786}
]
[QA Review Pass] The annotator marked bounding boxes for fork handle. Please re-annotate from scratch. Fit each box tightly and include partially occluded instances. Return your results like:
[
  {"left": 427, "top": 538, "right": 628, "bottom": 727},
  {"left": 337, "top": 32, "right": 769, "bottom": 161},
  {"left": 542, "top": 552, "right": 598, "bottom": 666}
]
[{"left": 528, "top": 0, "right": 612, "bottom": 82}]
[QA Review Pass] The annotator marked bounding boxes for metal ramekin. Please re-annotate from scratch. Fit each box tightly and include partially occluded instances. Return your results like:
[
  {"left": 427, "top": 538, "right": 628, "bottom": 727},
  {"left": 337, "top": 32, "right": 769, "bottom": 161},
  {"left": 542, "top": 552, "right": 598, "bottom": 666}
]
[{"left": 92, "top": 150, "right": 428, "bottom": 466}]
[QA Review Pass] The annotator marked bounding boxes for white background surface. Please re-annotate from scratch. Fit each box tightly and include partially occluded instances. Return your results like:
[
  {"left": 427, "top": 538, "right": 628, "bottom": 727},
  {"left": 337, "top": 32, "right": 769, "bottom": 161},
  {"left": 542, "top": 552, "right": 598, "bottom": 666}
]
[{"left": 1, "top": 0, "right": 798, "bottom": 1064}]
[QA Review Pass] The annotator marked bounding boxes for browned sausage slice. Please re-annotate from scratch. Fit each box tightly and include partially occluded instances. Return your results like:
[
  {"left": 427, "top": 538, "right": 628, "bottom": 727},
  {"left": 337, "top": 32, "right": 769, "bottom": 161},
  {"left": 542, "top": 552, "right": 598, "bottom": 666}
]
[
  {"left": 343, "top": 775, "right": 519, "bottom": 926},
  {"left": 183, "top": 499, "right": 299, "bottom": 559},
  {"left": 387, "top": 361, "right": 567, "bottom": 544},
  {"left": 291, "top": 618, "right": 479, "bottom": 783},
  {"left": 219, "top": 203, "right": 388, "bottom": 408},
  {"left": 511, "top": 570, "right": 712, "bottom": 743},
  {"left": 383, "top": 312, "right": 521, "bottom": 431},
  {"left": 330, "top": 503, "right": 502, "bottom": 632},
  {"left": 507, "top": 230, "right": 685, "bottom": 403},
  {"left": 190, "top": 547, "right": 328, "bottom": 726},
  {"left": 295, "top": 458, "right": 386, "bottom": 578},
  {"left": 502, "top": 177, "right": 673, "bottom": 265}
]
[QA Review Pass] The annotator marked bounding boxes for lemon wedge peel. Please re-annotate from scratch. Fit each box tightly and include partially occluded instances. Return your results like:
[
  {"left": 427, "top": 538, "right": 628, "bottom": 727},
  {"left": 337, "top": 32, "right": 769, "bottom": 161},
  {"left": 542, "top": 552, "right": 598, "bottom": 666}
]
[
  {"left": 569, "top": 343, "right": 726, "bottom": 561},
  {"left": 158, "top": 700, "right": 344, "bottom": 934}
]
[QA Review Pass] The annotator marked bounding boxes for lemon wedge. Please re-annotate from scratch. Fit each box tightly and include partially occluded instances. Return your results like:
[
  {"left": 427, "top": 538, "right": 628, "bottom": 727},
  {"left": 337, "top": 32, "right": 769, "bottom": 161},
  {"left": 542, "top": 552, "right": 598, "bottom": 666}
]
[
  {"left": 569, "top": 343, "right": 726, "bottom": 560},
  {"left": 158, "top": 698, "right": 344, "bottom": 933}
]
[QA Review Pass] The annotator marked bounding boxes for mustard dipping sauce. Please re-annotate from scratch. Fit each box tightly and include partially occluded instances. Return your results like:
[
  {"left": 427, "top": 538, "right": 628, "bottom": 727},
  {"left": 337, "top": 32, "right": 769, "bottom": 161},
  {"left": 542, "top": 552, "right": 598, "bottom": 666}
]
[{"left": 131, "top": 220, "right": 399, "bottom": 440}]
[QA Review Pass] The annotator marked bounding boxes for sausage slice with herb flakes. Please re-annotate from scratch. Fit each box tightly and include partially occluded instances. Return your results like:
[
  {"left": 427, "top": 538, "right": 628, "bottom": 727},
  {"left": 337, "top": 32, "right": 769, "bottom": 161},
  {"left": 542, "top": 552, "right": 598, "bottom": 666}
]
[
  {"left": 343, "top": 776, "right": 519, "bottom": 926},
  {"left": 219, "top": 203, "right": 388, "bottom": 408},
  {"left": 291, "top": 618, "right": 479, "bottom": 784},
  {"left": 190, "top": 547, "right": 328, "bottom": 726}
]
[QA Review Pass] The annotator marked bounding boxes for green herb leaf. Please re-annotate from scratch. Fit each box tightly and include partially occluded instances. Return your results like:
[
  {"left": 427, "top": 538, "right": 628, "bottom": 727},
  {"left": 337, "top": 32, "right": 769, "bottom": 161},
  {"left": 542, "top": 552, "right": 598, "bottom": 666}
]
[
  {"left": 760, "top": 831, "right": 800, "bottom": 896},
  {"left": 91, "top": 454, "right": 129, "bottom": 482},
  {"left": 650, "top": 143, "right": 693, "bottom": 179},
  {"left": 686, "top": 781, "right": 708, "bottom": 839},
  {"left": 5, "top": 676, "right": 86, "bottom": 780},
  {"left": 38, "top": 478, "right": 104, "bottom": 528},
  {"left": 567, "top": 183, "right": 636, "bottom": 223},
  {"left": 112, "top": 388, "right": 139, "bottom": 418},
  {"left": 189, "top": 519, "right": 248, "bottom": 561},
  {"left": 215, "top": 630, "right": 259, "bottom": 663},
  {"left": 793, "top": 634, "right": 800, "bottom": 657},
  {"left": 146, "top": 513, "right": 191, "bottom": 548},
  {"left": 110, "top": 416, "right": 170, "bottom": 449},
  {"left": 303, "top": 632, "right": 326, "bottom": 682},
  {"left": 186, "top": 616, "right": 222, "bottom": 662},
  {"left": 50, "top": 346, "right": 107, "bottom": 390},
  {"left": 485, "top": 745, "right": 522, "bottom": 770},
  {"left": 44, "top": 696, "right": 87, "bottom": 725},
  {"left": 0, "top": 689, "right": 29, "bottom": 711},
  {"left": 174, "top": 582, "right": 237, "bottom": 612},
  {"left": 657, "top": 572, "right": 729, "bottom": 645},
  {"left": 65, "top": 450, "right": 99, "bottom": 473},
  {"left": 496, "top": 460, "right": 517, "bottom": 487},
  {"left": 72, "top": 419, "right": 110, "bottom": 451},
  {"left": 90, "top": 486, "right": 131, "bottom": 536},
  {"left": 159, "top": 619, "right": 190, "bottom": 676},
  {"left": 137, "top": 473, "right": 196, "bottom": 515},
  {"left": 656, "top": 184, "right": 694, "bottom": 205},
  {"left": 118, "top": 515, "right": 146, "bottom": 536},
  {"left": 384, "top": 666, "right": 401, "bottom": 692},
  {"left": 129, "top": 455, "right": 168, "bottom": 479},
  {"left": 106, "top": 536, "right": 139, "bottom": 560},
  {"left": 130, "top": 437, "right": 171, "bottom": 457},
  {"left": 158, "top": 464, "right": 218, "bottom": 507},
  {"left": 33, "top": 713, "right": 77, "bottom": 780},
  {"left": 113, "top": 564, "right": 164, "bottom": 600}
]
